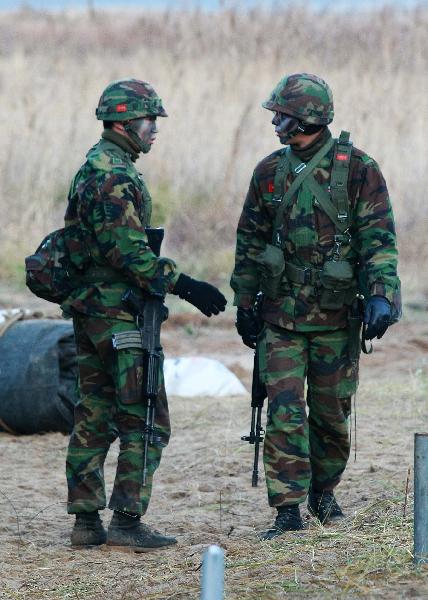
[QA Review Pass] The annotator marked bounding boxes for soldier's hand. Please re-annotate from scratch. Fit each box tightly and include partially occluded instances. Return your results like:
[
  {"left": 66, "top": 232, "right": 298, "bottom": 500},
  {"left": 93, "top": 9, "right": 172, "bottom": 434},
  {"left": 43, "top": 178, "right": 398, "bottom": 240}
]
[
  {"left": 363, "top": 295, "right": 391, "bottom": 340},
  {"left": 172, "top": 273, "right": 227, "bottom": 317},
  {"left": 236, "top": 307, "right": 263, "bottom": 349}
]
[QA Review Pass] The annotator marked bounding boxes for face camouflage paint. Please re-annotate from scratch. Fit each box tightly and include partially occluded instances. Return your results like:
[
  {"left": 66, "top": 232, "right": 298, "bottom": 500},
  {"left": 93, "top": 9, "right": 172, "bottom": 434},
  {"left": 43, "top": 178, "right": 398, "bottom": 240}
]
[
  {"left": 272, "top": 112, "right": 304, "bottom": 144},
  {"left": 125, "top": 117, "right": 158, "bottom": 154}
]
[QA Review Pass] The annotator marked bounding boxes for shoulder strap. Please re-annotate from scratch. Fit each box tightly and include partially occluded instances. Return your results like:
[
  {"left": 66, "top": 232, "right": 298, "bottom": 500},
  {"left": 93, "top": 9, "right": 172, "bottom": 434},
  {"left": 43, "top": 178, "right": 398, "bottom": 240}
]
[
  {"left": 304, "top": 176, "right": 349, "bottom": 233},
  {"left": 272, "top": 137, "right": 334, "bottom": 246},
  {"left": 330, "top": 130, "right": 353, "bottom": 229}
]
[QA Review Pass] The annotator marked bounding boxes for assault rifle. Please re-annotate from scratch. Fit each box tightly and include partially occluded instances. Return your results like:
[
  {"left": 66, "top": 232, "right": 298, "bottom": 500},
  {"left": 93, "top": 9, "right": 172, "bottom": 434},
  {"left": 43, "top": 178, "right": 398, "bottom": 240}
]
[
  {"left": 121, "top": 227, "right": 168, "bottom": 486},
  {"left": 241, "top": 293, "right": 267, "bottom": 487}
]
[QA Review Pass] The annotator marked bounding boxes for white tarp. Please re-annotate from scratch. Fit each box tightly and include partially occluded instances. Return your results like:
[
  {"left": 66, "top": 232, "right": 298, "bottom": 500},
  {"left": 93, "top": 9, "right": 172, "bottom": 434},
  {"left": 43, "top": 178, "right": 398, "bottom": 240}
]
[
  {"left": 164, "top": 357, "right": 247, "bottom": 397},
  {"left": 0, "top": 308, "right": 23, "bottom": 328}
]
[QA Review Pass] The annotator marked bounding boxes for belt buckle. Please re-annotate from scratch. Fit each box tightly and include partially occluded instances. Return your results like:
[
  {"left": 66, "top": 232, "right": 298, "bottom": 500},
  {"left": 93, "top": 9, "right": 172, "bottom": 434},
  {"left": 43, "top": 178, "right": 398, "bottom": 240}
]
[{"left": 334, "top": 230, "right": 352, "bottom": 244}]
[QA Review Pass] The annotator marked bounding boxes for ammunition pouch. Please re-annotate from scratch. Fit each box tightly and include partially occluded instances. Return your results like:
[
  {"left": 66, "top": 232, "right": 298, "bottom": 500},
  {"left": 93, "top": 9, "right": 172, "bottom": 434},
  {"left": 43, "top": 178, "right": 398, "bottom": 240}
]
[
  {"left": 256, "top": 250, "right": 358, "bottom": 310},
  {"left": 319, "top": 260, "right": 357, "bottom": 310},
  {"left": 255, "top": 244, "right": 285, "bottom": 300},
  {"left": 284, "top": 262, "right": 321, "bottom": 286},
  {"left": 112, "top": 330, "right": 144, "bottom": 350}
]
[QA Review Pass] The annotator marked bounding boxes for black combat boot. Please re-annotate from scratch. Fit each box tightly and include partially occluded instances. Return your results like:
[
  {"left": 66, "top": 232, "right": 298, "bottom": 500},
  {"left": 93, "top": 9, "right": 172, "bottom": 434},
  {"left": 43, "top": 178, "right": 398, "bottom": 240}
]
[
  {"left": 307, "top": 489, "right": 344, "bottom": 524},
  {"left": 107, "top": 511, "right": 177, "bottom": 552},
  {"left": 259, "top": 504, "right": 305, "bottom": 540},
  {"left": 70, "top": 511, "right": 107, "bottom": 547}
]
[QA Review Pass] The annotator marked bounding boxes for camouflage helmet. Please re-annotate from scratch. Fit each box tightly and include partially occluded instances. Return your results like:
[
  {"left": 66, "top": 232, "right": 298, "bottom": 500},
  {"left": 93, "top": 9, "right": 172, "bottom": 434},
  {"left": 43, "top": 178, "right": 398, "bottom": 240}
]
[
  {"left": 262, "top": 73, "right": 334, "bottom": 125},
  {"left": 95, "top": 79, "right": 167, "bottom": 121}
]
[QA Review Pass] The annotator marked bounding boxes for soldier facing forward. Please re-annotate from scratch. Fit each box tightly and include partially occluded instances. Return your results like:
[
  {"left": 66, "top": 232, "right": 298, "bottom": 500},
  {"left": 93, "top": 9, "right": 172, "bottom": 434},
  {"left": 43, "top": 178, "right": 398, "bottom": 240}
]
[
  {"left": 230, "top": 73, "right": 400, "bottom": 539},
  {"left": 63, "top": 79, "right": 226, "bottom": 550}
]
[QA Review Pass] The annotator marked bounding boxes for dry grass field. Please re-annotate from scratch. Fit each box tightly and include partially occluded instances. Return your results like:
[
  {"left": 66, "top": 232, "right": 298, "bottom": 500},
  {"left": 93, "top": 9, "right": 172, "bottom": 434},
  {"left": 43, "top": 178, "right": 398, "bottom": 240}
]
[{"left": 0, "top": 5, "right": 427, "bottom": 301}]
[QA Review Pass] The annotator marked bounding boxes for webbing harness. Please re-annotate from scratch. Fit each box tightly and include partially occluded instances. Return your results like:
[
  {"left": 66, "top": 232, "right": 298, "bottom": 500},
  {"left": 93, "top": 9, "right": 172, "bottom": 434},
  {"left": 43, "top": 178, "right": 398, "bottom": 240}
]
[
  {"left": 271, "top": 137, "right": 335, "bottom": 248},
  {"left": 272, "top": 131, "right": 353, "bottom": 283}
]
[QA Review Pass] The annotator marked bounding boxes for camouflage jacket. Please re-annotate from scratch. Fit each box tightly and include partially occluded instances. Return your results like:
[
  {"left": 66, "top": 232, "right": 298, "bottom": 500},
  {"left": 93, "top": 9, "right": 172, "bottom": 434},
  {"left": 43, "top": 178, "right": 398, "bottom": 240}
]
[
  {"left": 61, "top": 134, "right": 179, "bottom": 321},
  {"left": 230, "top": 129, "right": 400, "bottom": 331}
]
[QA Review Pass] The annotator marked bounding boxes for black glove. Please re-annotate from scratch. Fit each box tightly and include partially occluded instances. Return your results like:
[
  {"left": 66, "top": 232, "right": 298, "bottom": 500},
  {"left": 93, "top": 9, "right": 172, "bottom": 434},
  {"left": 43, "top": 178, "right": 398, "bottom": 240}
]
[
  {"left": 172, "top": 273, "right": 227, "bottom": 317},
  {"left": 236, "top": 307, "right": 263, "bottom": 349},
  {"left": 363, "top": 296, "right": 391, "bottom": 340}
]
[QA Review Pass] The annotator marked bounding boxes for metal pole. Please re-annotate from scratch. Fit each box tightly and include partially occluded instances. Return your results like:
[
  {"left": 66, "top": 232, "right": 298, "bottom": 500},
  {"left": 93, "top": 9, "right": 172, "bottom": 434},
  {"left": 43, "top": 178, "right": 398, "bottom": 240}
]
[
  {"left": 200, "top": 545, "right": 224, "bottom": 600},
  {"left": 414, "top": 433, "right": 428, "bottom": 565}
]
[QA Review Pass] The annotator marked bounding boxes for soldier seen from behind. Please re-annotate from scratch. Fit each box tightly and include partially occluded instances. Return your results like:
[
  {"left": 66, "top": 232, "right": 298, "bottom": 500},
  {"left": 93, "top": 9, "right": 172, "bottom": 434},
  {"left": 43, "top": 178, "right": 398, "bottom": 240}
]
[
  {"left": 231, "top": 73, "right": 400, "bottom": 539},
  {"left": 63, "top": 79, "right": 226, "bottom": 550}
]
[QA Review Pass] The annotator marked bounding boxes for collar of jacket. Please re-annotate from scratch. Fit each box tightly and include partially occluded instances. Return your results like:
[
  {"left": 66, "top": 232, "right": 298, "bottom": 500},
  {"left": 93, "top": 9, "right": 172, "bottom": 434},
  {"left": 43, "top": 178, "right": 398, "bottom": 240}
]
[
  {"left": 101, "top": 129, "right": 140, "bottom": 162},
  {"left": 290, "top": 127, "right": 332, "bottom": 163}
]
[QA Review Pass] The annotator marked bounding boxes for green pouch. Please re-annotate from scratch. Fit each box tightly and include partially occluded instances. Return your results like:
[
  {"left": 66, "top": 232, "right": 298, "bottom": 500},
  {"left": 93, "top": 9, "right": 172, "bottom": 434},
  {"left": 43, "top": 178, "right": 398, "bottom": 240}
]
[
  {"left": 255, "top": 244, "right": 285, "bottom": 300},
  {"left": 319, "top": 260, "right": 355, "bottom": 310},
  {"left": 320, "top": 260, "right": 354, "bottom": 289}
]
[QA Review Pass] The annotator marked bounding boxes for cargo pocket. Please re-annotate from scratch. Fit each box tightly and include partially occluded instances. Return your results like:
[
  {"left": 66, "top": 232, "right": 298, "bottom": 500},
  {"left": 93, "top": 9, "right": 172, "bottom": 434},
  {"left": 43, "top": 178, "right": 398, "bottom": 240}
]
[
  {"left": 335, "top": 358, "right": 360, "bottom": 398},
  {"left": 336, "top": 329, "right": 361, "bottom": 398},
  {"left": 115, "top": 347, "right": 144, "bottom": 405}
]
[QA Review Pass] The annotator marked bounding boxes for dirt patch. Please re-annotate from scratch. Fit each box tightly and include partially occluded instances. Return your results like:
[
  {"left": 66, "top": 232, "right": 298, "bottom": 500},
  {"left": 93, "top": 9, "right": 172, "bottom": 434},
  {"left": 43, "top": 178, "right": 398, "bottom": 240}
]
[{"left": 0, "top": 315, "right": 427, "bottom": 598}]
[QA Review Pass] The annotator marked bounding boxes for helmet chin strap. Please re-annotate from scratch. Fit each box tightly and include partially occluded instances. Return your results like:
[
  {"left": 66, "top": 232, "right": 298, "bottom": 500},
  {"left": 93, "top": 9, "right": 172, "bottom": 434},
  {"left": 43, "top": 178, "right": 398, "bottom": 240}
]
[
  {"left": 124, "top": 122, "right": 151, "bottom": 154},
  {"left": 299, "top": 122, "right": 324, "bottom": 135}
]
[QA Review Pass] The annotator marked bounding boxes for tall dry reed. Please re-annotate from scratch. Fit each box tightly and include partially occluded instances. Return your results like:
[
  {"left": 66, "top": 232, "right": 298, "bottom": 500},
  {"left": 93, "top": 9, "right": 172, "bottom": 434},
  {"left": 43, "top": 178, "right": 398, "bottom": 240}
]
[{"left": 0, "top": 6, "right": 426, "bottom": 297}]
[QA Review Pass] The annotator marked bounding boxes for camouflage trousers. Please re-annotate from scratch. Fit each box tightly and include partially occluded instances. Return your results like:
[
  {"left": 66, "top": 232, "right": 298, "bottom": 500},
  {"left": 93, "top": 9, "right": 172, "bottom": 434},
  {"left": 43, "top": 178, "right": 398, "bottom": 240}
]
[
  {"left": 259, "top": 323, "right": 359, "bottom": 507},
  {"left": 66, "top": 315, "right": 170, "bottom": 516}
]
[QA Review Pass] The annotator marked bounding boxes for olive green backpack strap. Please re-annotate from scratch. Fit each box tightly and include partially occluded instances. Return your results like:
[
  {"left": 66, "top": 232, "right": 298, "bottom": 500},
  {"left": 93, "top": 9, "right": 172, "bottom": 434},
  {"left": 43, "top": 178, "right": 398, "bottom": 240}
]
[
  {"left": 272, "top": 137, "right": 334, "bottom": 246},
  {"left": 330, "top": 130, "right": 353, "bottom": 229}
]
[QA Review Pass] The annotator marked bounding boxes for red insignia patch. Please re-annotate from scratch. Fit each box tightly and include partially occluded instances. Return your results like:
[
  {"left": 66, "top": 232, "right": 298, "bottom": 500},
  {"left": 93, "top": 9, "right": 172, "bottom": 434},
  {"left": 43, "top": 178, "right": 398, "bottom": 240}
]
[
  {"left": 336, "top": 153, "right": 348, "bottom": 161},
  {"left": 116, "top": 104, "right": 127, "bottom": 112},
  {"left": 268, "top": 182, "right": 275, "bottom": 193}
]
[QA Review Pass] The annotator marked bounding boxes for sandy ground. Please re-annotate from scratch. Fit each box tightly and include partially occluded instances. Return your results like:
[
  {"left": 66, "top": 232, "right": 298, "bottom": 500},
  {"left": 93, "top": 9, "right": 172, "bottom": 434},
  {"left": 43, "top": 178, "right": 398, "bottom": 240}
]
[{"left": 0, "top": 294, "right": 428, "bottom": 598}]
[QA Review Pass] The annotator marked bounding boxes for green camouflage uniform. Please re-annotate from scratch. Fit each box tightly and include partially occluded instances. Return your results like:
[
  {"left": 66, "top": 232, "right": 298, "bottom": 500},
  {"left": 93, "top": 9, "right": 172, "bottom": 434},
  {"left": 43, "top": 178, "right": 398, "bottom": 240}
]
[
  {"left": 64, "top": 80, "right": 175, "bottom": 516},
  {"left": 67, "top": 315, "right": 170, "bottom": 516},
  {"left": 231, "top": 74, "right": 400, "bottom": 507}
]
